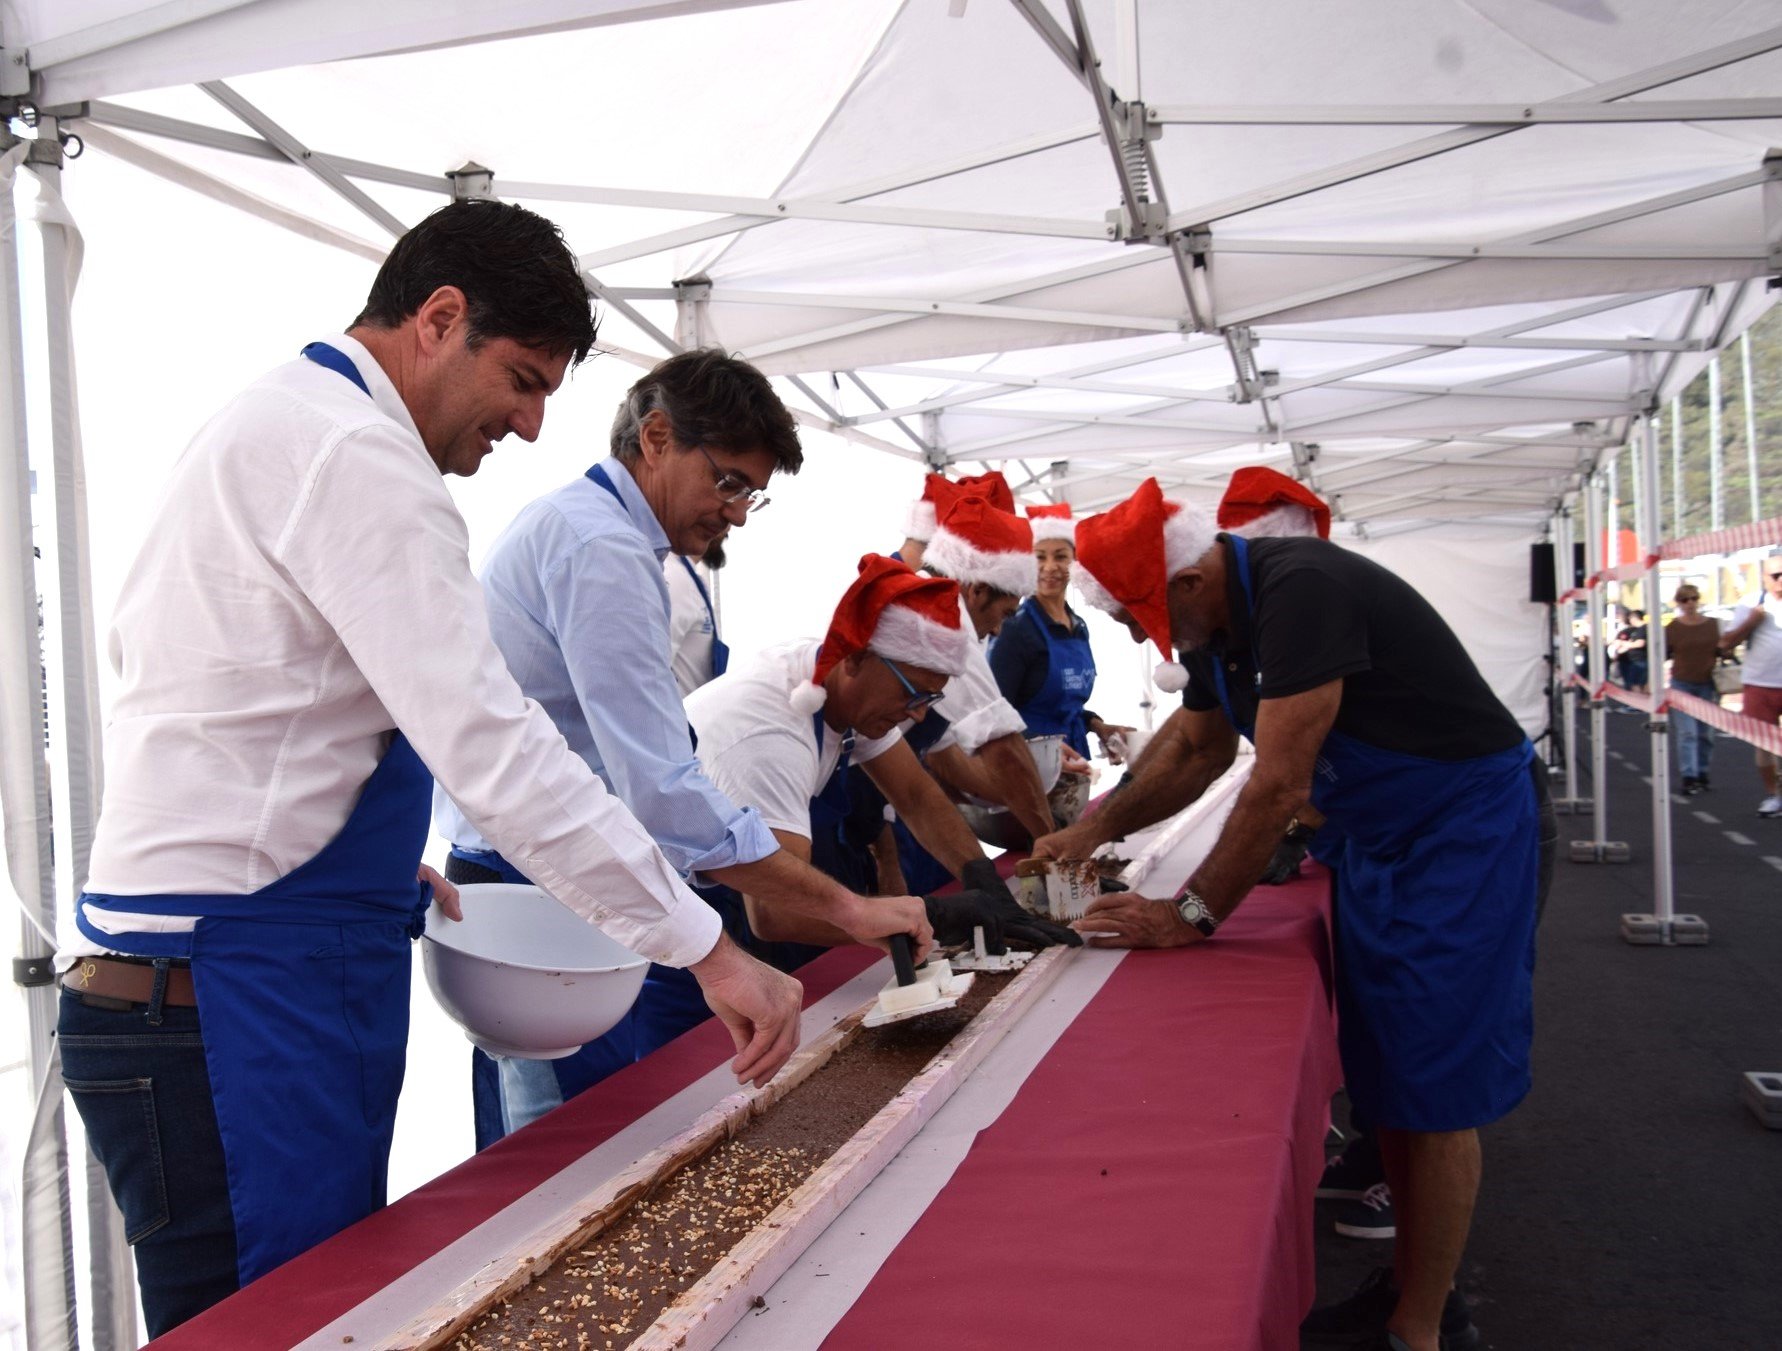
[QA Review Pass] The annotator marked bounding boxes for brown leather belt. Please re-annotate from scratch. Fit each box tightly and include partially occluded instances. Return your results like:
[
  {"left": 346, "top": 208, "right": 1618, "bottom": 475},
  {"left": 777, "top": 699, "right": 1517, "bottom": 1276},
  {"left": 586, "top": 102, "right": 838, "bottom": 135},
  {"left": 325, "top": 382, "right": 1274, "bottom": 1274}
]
[{"left": 61, "top": 957, "right": 198, "bottom": 1007}]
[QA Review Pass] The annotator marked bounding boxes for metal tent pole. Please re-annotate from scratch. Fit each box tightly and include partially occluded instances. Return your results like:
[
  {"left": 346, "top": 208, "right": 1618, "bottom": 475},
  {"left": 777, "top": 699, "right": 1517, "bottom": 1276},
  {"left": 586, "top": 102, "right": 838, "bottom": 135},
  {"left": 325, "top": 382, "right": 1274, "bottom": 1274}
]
[
  {"left": 1742, "top": 332, "right": 1762, "bottom": 522},
  {"left": 29, "top": 118, "right": 138, "bottom": 1349},
  {"left": 1669, "top": 397, "right": 1684, "bottom": 539},
  {"left": 2, "top": 125, "right": 78, "bottom": 1351},
  {"left": 1709, "top": 354, "right": 1724, "bottom": 530},
  {"left": 1623, "top": 411, "right": 1704, "bottom": 943},
  {"left": 1573, "top": 472, "right": 1629, "bottom": 864},
  {"left": 1554, "top": 506, "right": 1587, "bottom": 813}
]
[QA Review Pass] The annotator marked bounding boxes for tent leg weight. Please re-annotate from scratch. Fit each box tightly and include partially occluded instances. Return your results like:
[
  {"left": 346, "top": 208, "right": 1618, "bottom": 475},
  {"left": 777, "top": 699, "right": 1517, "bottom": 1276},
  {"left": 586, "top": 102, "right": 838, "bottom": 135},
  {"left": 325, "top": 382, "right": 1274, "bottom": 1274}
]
[
  {"left": 1619, "top": 913, "right": 1709, "bottom": 945},
  {"left": 1740, "top": 1072, "right": 1782, "bottom": 1130},
  {"left": 1550, "top": 797, "right": 1594, "bottom": 815},
  {"left": 1570, "top": 839, "right": 1630, "bottom": 863}
]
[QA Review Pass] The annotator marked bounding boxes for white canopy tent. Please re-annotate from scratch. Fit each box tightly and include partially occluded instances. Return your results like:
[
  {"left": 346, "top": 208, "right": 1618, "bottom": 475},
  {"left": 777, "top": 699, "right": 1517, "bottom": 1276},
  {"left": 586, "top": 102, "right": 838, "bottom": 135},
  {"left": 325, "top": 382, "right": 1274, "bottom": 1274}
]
[{"left": 4, "top": 1, "right": 1780, "bottom": 1345}]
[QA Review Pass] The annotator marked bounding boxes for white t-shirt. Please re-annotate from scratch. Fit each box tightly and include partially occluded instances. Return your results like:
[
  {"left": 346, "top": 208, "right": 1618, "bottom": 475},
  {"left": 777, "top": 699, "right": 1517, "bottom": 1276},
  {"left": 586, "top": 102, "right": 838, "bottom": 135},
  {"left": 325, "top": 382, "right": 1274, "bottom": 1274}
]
[
  {"left": 664, "top": 556, "right": 719, "bottom": 698},
  {"left": 685, "top": 640, "right": 900, "bottom": 840},
  {"left": 68, "top": 335, "right": 718, "bottom": 969},
  {"left": 1732, "top": 592, "right": 1782, "bottom": 688},
  {"left": 929, "top": 598, "right": 1027, "bottom": 754}
]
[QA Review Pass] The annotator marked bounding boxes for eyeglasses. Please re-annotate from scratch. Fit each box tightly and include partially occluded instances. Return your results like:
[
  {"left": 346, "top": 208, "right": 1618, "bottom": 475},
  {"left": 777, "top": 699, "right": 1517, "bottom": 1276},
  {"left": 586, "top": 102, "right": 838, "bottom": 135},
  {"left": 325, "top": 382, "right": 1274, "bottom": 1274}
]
[
  {"left": 695, "top": 445, "right": 770, "bottom": 513},
  {"left": 879, "top": 655, "right": 946, "bottom": 715},
  {"left": 1766, "top": 570, "right": 1782, "bottom": 582}
]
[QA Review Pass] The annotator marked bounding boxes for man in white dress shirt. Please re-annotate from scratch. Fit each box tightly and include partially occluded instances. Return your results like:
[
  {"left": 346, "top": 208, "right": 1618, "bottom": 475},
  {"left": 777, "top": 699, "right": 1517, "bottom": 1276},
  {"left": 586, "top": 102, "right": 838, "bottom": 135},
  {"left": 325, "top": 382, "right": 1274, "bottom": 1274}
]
[
  {"left": 55, "top": 200, "right": 800, "bottom": 1335},
  {"left": 686, "top": 554, "right": 1080, "bottom": 954}
]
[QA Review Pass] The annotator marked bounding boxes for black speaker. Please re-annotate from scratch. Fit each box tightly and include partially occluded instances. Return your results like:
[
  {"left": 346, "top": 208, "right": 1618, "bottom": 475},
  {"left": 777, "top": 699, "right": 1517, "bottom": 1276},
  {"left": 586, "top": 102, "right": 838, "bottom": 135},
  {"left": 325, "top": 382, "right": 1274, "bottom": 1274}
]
[
  {"left": 1530, "top": 542, "right": 1558, "bottom": 604},
  {"left": 1572, "top": 542, "right": 1587, "bottom": 588}
]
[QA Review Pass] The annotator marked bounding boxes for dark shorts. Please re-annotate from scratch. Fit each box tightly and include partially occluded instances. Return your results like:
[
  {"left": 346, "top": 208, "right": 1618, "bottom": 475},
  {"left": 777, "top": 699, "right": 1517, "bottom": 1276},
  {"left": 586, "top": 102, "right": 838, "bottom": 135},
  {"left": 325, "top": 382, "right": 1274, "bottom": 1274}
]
[{"left": 1331, "top": 758, "right": 1552, "bottom": 1133}]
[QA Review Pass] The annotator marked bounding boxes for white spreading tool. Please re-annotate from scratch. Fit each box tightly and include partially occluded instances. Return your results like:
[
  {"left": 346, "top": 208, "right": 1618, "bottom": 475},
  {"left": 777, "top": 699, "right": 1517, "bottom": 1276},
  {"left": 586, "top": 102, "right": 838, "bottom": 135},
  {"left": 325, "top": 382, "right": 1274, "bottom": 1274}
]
[
  {"left": 951, "top": 924, "right": 1034, "bottom": 973},
  {"left": 863, "top": 933, "right": 976, "bottom": 1028}
]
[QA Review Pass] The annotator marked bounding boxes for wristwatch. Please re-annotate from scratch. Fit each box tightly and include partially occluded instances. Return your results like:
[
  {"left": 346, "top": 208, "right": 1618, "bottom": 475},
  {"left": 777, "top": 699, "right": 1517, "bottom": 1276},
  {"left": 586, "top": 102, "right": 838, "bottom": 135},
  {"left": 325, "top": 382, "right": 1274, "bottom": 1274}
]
[{"left": 1175, "top": 888, "right": 1221, "bottom": 938}]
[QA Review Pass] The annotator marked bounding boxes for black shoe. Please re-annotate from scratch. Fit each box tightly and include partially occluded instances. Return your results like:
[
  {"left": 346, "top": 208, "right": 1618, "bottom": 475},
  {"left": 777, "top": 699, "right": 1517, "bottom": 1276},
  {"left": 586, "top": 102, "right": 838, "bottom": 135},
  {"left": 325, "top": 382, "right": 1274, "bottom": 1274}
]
[
  {"left": 1681, "top": 778, "right": 1701, "bottom": 796},
  {"left": 1332, "top": 1183, "right": 1396, "bottom": 1239},
  {"left": 1300, "top": 1267, "right": 1479, "bottom": 1349},
  {"left": 1317, "top": 1140, "right": 1384, "bottom": 1200}
]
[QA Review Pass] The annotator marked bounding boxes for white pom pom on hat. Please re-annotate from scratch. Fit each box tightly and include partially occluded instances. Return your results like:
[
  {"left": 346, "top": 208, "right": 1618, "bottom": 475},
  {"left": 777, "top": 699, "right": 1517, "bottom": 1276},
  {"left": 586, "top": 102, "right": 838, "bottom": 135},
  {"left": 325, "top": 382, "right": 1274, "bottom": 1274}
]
[{"left": 1153, "top": 661, "right": 1190, "bottom": 693}]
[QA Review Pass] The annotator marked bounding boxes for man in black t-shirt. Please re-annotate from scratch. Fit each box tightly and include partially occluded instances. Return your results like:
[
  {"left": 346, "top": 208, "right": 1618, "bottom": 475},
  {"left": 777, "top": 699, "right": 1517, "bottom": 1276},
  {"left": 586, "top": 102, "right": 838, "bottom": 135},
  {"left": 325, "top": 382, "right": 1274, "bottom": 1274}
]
[{"left": 1040, "top": 478, "right": 1550, "bottom": 1351}]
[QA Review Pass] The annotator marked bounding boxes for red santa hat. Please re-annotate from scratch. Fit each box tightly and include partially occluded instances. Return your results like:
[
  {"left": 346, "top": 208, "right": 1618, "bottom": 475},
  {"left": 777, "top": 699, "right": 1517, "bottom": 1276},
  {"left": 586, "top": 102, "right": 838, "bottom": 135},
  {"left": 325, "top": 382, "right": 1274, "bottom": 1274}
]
[
  {"left": 790, "top": 554, "right": 972, "bottom": 714},
  {"left": 903, "top": 470, "right": 1016, "bottom": 542},
  {"left": 1071, "top": 479, "right": 1217, "bottom": 694},
  {"left": 1024, "top": 501, "right": 1076, "bottom": 546},
  {"left": 1217, "top": 466, "right": 1331, "bottom": 540},
  {"left": 925, "top": 496, "right": 1038, "bottom": 597}
]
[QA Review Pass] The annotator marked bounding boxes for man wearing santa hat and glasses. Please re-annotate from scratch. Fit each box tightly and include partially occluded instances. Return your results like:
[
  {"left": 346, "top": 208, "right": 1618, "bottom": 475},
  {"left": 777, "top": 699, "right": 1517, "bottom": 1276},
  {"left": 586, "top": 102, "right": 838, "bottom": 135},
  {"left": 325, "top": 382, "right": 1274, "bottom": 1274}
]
[
  {"left": 1052, "top": 477, "right": 1552, "bottom": 1351},
  {"left": 686, "top": 555, "right": 1080, "bottom": 956}
]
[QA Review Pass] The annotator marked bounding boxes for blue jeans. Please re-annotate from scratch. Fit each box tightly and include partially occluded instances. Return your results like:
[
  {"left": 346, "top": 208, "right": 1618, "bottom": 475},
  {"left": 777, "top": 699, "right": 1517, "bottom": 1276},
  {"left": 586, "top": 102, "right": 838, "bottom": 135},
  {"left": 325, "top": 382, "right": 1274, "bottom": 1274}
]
[
  {"left": 58, "top": 983, "right": 239, "bottom": 1337},
  {"left": 1670, "top": 679, "right": 1719, "bottom": 780}
]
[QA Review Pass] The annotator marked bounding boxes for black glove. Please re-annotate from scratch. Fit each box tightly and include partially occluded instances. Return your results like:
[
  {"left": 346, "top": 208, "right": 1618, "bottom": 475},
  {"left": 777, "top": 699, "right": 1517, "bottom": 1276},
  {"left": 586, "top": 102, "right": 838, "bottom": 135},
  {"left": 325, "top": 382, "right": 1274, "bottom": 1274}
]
[
  {"left": 923, "top": 889, "right": 1083, "bottom": 953},
  {"left": 960, "top": 857, "right": 1016, "bottom": 907},
  {"left": 1259, "top": 823, "right": 1314, "bottom": 886}
]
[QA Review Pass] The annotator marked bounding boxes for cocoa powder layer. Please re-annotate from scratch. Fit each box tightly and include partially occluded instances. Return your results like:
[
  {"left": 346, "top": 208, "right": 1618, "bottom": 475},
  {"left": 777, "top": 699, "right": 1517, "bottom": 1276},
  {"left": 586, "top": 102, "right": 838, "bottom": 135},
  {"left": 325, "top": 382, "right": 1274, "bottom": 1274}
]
[{"left": 452, "top": 972, "right": 1010, "bottom": 1351}]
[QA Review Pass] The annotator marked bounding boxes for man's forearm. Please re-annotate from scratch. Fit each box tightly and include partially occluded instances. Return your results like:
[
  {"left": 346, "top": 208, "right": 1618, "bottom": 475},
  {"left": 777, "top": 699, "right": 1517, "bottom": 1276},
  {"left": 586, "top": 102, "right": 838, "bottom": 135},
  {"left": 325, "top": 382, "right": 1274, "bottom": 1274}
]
[
  {"left": 1184, "top": 771, "right": 1305, "bottom": 918},
  {"left": 711, "top": 847, "right": 868, "bottom": 947},
  {"left": 1078, "top": 717, "right": 1228, "bottom": 846},
  {"left": 971, "top": 734, "right": 1055, "bottom": 840}
]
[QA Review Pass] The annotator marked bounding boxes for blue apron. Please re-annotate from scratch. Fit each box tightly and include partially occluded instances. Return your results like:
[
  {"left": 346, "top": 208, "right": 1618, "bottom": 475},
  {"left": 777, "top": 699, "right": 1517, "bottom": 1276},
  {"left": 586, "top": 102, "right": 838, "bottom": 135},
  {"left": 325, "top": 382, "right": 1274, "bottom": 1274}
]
[
  {"left": 677, "top": 555, "right": 730, "bottom": 680},
  {"left": 73, "top": 340, "right": 435, "bottom": 1286},
  {"left": 1013, "top": 598, "right": 1097, "bottom": 757},
  {"left": 1212, "top": 533, "right": 1539, "bottom": 1129}
]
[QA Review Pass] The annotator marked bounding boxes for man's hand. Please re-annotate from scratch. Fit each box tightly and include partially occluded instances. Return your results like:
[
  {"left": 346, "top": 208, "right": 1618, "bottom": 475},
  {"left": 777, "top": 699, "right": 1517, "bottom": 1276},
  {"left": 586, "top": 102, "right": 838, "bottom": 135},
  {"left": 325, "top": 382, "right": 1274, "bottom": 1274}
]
[
  {"left": 839, "top": 893, "right": 935, "bottom": 964},
  {"left": 960, "top": 857, "right": 1016, "bottom": 907},
  {"left": 1071, "top": 893, "right": 1203, "bottom": 949},
  {"left": 1095, "top": 724, "right": 1138, "bottom": 764},
  {"left": 1030, "top": 819, "right": 1106, "bottom": 862},
  {"left": 1059, "top": 746, "right": 1093, "bottom": 776},
  {"left": 419, "top": 864, "right": 462, "bottom": 921},
  {"left": 689, "top": 933, "right": 803, "bottom": 1088}
]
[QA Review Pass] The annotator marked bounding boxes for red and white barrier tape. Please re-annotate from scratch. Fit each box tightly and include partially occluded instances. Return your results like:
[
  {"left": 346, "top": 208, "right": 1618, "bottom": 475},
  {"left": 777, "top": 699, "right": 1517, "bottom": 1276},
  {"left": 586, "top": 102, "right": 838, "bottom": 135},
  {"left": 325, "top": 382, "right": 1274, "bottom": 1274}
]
[
  {"left": 1565, "top": 675, "right": 1782, "bottom": 754},
  {"left": 1667, "top": 688, "right": 1782, "bottom": 757},
  {"left": 1657, "top": 516, "right": 1782, "bottom": 562}
]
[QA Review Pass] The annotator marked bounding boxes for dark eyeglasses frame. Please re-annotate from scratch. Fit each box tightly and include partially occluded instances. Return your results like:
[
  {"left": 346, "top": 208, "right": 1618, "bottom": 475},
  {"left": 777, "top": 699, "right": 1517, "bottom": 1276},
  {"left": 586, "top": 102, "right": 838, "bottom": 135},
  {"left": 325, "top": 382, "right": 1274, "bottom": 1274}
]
[
  {"left": 695, "top": 444, "right": 770, "bottom": 513},
  {"left": 879, "top": 655, "right": 945, "bottom": 715}
]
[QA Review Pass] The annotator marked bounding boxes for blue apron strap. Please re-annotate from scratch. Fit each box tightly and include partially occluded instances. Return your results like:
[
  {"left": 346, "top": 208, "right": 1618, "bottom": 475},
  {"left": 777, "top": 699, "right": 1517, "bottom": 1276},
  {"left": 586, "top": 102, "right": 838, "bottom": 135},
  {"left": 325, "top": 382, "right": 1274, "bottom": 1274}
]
[
  {"left": 1210, "top": 534, "right": 1258, "bottom": 742},
  {"left": 585, "top": 461, "right": 623, "bottom": 500},
  {"left": 678, "top": 556, "right": 730, "bottom": 679},
  {"left": 301, "top": 342, "right": 372, "bottom": 397}
]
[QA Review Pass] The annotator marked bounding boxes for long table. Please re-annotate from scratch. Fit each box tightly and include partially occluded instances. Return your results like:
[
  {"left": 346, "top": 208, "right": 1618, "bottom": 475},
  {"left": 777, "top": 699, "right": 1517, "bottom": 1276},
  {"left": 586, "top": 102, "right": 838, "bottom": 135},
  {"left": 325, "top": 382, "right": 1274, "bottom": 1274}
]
[{"left": 148, "top": 870, "right": 1338, "bottom": 1351}]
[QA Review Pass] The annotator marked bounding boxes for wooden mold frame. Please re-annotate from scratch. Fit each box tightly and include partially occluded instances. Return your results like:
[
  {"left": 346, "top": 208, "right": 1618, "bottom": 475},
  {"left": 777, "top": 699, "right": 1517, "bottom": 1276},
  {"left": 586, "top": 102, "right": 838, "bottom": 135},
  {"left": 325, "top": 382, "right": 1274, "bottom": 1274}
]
[{"left": 381, "top": 943, "right": 1072, "bottom": 1351}]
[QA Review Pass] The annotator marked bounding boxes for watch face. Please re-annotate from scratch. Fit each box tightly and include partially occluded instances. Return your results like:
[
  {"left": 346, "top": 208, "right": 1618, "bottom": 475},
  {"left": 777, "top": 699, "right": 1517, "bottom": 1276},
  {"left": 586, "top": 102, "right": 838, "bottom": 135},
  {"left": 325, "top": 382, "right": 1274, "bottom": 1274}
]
[{"left": 1178, "top": 897, "right": 1207, "bottom": 922}]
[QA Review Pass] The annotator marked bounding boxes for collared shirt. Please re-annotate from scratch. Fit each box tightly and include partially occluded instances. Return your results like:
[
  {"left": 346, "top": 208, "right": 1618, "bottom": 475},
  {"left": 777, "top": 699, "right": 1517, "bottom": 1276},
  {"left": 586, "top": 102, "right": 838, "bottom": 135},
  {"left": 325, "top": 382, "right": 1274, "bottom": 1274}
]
[
  {"left": 68, "top": 336, "right": 718, "bottom": 969},
  {"left": 433, "top": 457, "right": 777, "bottom": 877},
  {"left": 927, "top": 597, "right": 1027, "bottom": 754},
  {"left": 685, "top": 640, "right": 901, "bottom": 839}
]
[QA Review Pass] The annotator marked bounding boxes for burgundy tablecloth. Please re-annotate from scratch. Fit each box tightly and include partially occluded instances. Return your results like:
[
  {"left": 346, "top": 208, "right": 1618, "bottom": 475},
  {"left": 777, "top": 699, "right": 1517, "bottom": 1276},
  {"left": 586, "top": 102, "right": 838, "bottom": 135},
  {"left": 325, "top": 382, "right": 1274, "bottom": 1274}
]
[{"left": 148, "top": 875, "right": 1335, "bottom": 1350}]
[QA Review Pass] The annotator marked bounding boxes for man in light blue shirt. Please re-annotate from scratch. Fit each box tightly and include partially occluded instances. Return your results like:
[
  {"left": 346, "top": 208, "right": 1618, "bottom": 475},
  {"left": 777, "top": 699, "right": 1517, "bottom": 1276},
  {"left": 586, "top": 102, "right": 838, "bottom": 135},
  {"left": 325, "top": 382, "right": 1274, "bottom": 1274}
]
[{"left": 435, "top": 349, "right": 932, "bottom": 1142}]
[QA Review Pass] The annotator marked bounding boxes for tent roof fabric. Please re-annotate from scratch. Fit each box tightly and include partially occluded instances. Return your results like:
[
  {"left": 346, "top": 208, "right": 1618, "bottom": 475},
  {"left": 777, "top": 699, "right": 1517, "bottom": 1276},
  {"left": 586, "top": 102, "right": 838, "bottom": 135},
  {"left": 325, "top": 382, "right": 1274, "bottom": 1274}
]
[{"left": 10, "top": 0, "right": 1782, "bottom": 529}]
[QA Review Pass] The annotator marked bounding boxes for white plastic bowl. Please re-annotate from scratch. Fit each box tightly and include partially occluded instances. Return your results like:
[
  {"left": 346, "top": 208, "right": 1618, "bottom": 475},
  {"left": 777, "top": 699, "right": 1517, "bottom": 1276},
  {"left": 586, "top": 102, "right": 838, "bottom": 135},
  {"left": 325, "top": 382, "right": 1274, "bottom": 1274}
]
[
  {"left": 959, "top": 734, "right": 1070, "bottom": 847},
  {"left": 421, "top": 883, "right": 649, "bottom": 1060}
]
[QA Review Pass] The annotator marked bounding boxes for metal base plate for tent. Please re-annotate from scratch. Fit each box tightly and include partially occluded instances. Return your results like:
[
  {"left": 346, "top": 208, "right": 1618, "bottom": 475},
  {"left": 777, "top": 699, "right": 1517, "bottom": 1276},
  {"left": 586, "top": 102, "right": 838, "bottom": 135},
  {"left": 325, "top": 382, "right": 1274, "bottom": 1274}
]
[
  {"left": 1571, "top": 839, "right": 1632, "bottom": 863},
  {"left": 1619, "top": 912, "right": 1709, "bottom": 945},
  {"left": 1739, "top": 1072, "right": 1782, "bottom": 1130}
]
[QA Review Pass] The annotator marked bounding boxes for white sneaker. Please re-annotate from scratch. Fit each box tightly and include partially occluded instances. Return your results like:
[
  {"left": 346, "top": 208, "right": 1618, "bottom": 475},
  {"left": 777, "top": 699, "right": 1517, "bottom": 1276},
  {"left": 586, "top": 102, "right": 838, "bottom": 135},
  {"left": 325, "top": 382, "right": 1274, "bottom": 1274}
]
[{"left": 1759, "top": 796, "right": 1782, "bottom": 818}]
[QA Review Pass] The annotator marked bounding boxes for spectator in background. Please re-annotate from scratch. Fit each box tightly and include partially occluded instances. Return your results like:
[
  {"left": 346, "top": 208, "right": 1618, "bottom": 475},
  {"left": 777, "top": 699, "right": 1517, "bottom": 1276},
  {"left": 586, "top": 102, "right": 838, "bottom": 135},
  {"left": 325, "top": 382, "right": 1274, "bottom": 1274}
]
[
  {"left": 1720, "top": 554, "right": 1782, "bottom": 818},
  {"left": 1610, "top": 606, "right": 1649, "bottom": 695},
  {"left": 1665, "top": 583, "right": 1721, "bottom": 796},
  {"left": 666, "top": 538, "right": 727, "bottom": 698}
]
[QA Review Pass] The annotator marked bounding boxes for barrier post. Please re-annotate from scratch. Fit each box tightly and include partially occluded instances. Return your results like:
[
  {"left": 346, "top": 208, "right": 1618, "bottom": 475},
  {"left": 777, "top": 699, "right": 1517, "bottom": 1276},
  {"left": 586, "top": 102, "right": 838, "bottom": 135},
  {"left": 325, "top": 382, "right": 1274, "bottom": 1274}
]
[
  {"left": 1573, "top": 471, "right": 1630, "bottom": 863},
  {"left": 1553, "top": 507, "right": 1589, "bottom": 813},
  {"left": 1622, "top": 410, "right": 1705, "bottom": 942}
]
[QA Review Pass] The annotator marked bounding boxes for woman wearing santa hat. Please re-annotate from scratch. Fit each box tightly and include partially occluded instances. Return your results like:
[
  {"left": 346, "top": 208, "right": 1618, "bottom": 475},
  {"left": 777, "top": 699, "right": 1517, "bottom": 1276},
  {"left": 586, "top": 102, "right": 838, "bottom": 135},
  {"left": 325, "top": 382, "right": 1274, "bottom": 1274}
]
[{"left": 989, "top": 503, "right": 1134, "bottom": 770}]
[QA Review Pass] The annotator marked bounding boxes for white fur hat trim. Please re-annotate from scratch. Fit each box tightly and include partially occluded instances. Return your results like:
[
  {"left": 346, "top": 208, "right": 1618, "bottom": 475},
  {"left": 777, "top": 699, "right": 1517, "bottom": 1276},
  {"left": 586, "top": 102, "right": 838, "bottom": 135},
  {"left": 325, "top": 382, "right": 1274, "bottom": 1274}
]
[
  {"left": 925, "top": 528, "right": 1039, "bottom": 597},
  {"left": 903, "top": 499, "right": 938, "bottom": 543},
  {"left": 870, "top": 603, "right": 972, "bottom": 677}
]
